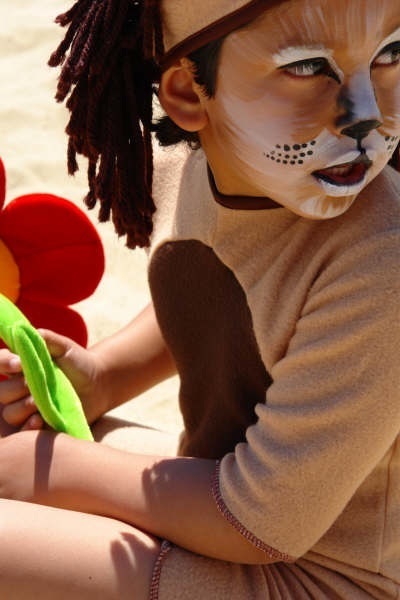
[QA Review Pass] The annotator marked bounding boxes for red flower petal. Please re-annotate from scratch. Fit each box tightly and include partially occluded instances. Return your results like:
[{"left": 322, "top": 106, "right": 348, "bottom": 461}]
[
  {"left": 17, "top": 297, "right": 88, "bottom": 347},
  {"left": 0, "top": 194, "right": 104, "bottom": 305},
  {"left": 0, "top": 158, "right": 5, "bottom": 211},
  {"left": 15, "top": 243, "right": 102, "bottom": 305}
]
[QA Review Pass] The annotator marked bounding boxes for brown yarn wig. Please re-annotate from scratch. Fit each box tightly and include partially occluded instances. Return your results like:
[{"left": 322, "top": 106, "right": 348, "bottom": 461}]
[
  {"left": 48, "top": 0, "right": 276, "bottom": 248},
  {"left": 49, "top": 0, "right": 159, "bottom": 248}
]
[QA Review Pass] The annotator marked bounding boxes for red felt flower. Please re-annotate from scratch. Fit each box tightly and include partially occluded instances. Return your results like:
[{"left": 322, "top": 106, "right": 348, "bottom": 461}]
[{"left": 0, "top": 157, "right": 104, "bottom": 347}]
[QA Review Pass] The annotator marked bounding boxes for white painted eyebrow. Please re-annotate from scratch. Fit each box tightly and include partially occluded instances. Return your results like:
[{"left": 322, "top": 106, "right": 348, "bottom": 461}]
[
  {"left": 272, "top": 46, "right": 333, "bottom": 66},
  {"left": 272, "top": 46, "right": 343, "bottom": 81},
  {"left": 372, "top": 25, "right": 400, "bottom": 61}
]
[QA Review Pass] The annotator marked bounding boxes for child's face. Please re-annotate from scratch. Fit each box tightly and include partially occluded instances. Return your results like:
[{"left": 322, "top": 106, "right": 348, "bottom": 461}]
[{"left": 199, "top": 0, "right": 400, "bottom": 218}]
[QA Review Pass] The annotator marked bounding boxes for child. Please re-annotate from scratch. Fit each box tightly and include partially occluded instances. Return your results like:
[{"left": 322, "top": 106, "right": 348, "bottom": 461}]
[{"left": 0, "top": 0, "right": 399, "bottom": 598}]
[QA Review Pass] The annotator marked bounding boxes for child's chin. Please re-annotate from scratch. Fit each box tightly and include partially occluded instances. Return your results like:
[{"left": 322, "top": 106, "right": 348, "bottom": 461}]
[{"left": 284, "top": 192, "right": 357, "bottom": 220}]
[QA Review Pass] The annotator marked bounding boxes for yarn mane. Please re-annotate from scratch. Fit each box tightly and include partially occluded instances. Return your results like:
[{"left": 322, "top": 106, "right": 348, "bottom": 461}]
[{"left": 49, "top": 0, "right": 163, "bottom": 248}]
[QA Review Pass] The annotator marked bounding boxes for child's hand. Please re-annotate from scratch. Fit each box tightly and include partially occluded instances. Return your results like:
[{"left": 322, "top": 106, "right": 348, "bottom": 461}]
[
  {"left": 0, "top": 349, "right": 44, "bottom": 431},
  {"left": 40, "top": 329, "right": 109, "bottom": 425},
  {"left": 0, "top": 330, "right": 108, "bottom": 432}
]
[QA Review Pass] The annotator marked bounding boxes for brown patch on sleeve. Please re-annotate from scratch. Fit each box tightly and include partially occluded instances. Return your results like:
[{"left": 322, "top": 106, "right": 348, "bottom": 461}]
[{"left": 149, "top": 240, "right": 271, "bottom": 459}]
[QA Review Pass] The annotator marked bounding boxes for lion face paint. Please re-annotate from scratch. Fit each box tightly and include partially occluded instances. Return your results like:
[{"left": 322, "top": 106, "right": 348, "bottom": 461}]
[{"left": 199, "top": 0, "right": 400, "bottom": 218}]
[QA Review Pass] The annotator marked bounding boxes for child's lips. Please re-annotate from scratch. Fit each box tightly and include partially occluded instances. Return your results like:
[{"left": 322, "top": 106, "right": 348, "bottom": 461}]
[{"left": 313, "top": 157, "right": 372, "bottom": 187}]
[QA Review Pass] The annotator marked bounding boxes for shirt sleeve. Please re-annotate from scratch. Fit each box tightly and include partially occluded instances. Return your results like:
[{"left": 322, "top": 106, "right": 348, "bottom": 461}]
[{"left": 215, "top": 230, "right": 400, "bottom": 560}]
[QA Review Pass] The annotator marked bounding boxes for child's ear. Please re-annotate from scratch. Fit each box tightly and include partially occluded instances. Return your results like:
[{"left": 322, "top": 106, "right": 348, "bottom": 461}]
[{"left": 158, "top": 59, "right": 208, "bottom": 132}]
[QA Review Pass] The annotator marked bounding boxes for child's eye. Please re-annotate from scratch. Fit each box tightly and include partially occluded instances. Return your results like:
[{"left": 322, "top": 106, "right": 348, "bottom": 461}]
[
  {"left": 373, "top": 41, "right": 400, "bottom": 67},
  {"left": 281, "top": 58, "right": 340, "bottom": 82}
]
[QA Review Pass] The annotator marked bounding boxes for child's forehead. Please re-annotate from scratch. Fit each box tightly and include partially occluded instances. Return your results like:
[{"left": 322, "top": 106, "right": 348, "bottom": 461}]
[
  {"left": 245, "top": 0, "right": 399, "bottom": 42},
  {"left": 226, "top": 0, "right": 400, "bottom": 56},
  {"left": 160, "top": 0, "right": 400, "bottom": 69}
]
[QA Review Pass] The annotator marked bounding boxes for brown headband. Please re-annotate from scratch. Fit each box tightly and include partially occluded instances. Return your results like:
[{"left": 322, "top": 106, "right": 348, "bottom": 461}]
[{"left": 160, "top": 0, "right": 290, "bottom": 68}]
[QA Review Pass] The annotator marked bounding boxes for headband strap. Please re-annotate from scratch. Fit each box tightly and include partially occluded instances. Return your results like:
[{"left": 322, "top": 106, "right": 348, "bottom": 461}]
[{"left": 160, "top": 0, "right": 286, "bottom": 68}]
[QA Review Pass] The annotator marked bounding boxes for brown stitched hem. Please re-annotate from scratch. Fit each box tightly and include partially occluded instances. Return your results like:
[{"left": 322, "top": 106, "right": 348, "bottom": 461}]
[
  {"left": 149, "top": 540, "right": 173, "bottom": 600},
  {"left": 211, "top": 461, "right": 296, "bottom": 563},
  {"left": 160, "top": 0, "right": 291, "bottom": 69}
]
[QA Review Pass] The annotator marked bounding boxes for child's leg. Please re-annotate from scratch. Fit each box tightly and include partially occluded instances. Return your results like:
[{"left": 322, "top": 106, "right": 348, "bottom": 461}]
[{"left": 0, "top": 498, "right": 160, "bottom": 599}]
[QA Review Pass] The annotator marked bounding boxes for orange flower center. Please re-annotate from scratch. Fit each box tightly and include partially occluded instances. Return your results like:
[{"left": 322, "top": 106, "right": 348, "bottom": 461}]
[{"left": 0, "top": 239, "right": 20, "bottom": 303}]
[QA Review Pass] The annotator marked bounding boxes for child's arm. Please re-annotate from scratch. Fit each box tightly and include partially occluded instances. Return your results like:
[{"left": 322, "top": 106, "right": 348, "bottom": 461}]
[
  {"left": 0, "top": 303, "right": 176, "bottom": 429},
  {"left": 0, "top": 430, "right": 271, "bottom": 566},
  {"left": 46, "top": 302, "right": 177, "bottom": 421}
]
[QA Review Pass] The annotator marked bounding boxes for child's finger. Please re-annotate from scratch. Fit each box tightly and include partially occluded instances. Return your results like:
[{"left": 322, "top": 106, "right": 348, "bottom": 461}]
[
  {"left": 20, "top": 412, "right": 44, "bottom": 431},
  {"left": 38, "top": 328, "right": 89, "bottom": 390},
  {"left": 37, "top": 328, "right": 78, "bottom": 360},
  {"left": 0, "top": 349, "right": 22, "bottom": 375},
  {"left": 0, "top": 372, "right": 29, "bottom": 403},
  {"left": 2, "top": 395, "right": 37, "bottom": 427},
  {"left": 0, "top": 374, "right": 29, "bottom": 405}
]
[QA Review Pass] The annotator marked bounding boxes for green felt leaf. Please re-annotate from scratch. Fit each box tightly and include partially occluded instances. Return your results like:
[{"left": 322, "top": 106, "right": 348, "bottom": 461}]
[{"left": 0, "top": 293, "right": 93, "bottom": 441}]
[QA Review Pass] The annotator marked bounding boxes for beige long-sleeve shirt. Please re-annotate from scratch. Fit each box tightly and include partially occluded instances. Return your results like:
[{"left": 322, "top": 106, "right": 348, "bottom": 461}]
[{"left": 149, "top": 148, "right": 400, "bottom": 596}]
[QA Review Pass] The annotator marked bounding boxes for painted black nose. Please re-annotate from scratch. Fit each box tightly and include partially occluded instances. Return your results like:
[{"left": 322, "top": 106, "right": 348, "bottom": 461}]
[{"left": 341, "top": 119, "right": 382, "bottom": 140}]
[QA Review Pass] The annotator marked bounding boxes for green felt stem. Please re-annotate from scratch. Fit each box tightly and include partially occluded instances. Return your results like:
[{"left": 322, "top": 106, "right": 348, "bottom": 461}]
[{"left": 0, "top": 293, "right": 93, "bottom": 441}]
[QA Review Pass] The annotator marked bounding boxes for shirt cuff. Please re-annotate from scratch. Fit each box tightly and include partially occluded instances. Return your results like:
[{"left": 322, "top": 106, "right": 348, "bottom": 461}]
[{"left": 211, "top": 460, "right": 295, "bottom": 563}]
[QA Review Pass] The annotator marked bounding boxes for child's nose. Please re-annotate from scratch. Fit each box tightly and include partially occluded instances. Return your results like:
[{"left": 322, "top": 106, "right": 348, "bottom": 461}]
[
  {"left": 341, "top": 119, "right": 383, "bottom": 141},
  {"left": 335, "top": 70, "right": 383, "bottom": 142}
]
